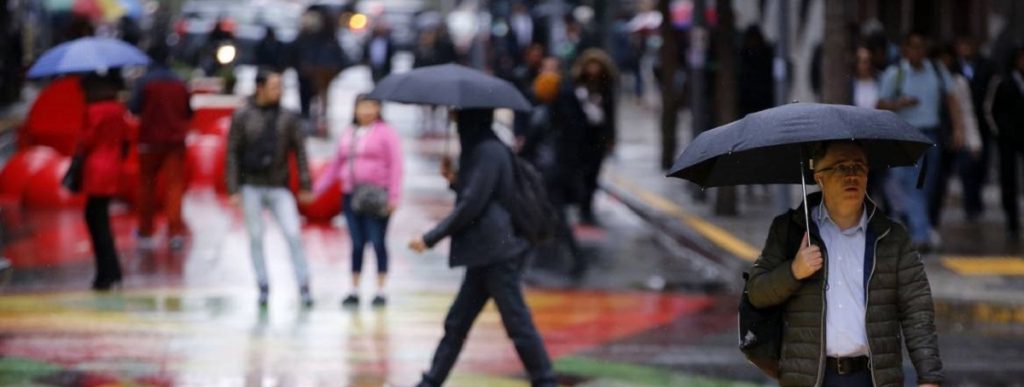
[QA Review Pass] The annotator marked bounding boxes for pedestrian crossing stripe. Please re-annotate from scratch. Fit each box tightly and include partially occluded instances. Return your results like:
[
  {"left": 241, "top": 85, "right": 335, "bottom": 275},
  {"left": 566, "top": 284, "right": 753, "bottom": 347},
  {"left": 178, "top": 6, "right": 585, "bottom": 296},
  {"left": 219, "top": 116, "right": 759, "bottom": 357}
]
[{"left": 941, "top": 256, "right": 1024, "bottom": 276}]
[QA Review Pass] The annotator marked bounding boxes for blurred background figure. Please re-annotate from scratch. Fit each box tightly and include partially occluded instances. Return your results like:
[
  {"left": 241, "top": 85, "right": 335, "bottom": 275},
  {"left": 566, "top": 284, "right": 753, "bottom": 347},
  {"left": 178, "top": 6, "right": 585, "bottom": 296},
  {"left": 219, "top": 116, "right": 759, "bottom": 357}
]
[
  {"left": 987, "top": 47, "right": 1024, "bottom": 243},
  {"left": 78, "top": 71, "right": 131, "bottom": 291},
  {"left": 254, "top": 26, "right": 286, "bottom": 72},
  {"left": 316, "top": 96, "right": 403, "bottom": 308},
  {"left": 225, "top": 70, "right": 314, "bottom": 308},
  {"left": 955, "top": 36, "right": 997, "bottom": 222},
  {"left": 738, "top": 26, "right": 774, "bottom": 117},
  {"left": 570, "top": 49, "right": 617, "bottom": 226},
  {"left": 291, "top": 9, "right": 348, "bottom": 137},
  {"left": 130, "top": 44, "right": 192, "bottom": 251},
  {"left": 364, "top": 24, "right": 395, "bottom": 84}
]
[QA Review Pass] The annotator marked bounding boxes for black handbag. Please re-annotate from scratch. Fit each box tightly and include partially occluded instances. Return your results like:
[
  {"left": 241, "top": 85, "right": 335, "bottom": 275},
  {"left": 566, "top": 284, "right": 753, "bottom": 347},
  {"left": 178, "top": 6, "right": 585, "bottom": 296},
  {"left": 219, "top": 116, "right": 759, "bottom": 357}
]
[
  {"left": 348, "top": 127, "right": 390, "bottom": 218},
  {"left": 62, "top": 154, "right": 85, "bottom": 193}
]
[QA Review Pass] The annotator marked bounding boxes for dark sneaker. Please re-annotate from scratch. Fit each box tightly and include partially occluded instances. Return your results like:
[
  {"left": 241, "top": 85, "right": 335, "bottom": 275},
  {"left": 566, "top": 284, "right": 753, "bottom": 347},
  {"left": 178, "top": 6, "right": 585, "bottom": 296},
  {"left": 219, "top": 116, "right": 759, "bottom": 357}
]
[
  {"left": 341, "top": 294, "right": 359, "bottom": 308},
  {"left": 258, "top": 285, "right": 269, "bottom": 308},
  {"left": 300, "top": 286, "right": 314, "bottom": 309},
  {"left": 372, "top": 295, "right": 387, "bottom": 307}
]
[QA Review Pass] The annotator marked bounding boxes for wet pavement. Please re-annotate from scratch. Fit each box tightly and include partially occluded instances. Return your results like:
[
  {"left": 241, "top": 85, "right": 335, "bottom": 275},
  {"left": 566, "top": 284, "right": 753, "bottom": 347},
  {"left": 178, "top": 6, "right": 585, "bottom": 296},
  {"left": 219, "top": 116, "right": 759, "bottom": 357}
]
[
  {"left": 2, "top": 64, "right": 1024, "bottom": 386},
  {"left": 1, "top": 66, "right": 757, "bottom": 387},
  {"left": 601, "top": 97, "right": 1024, "bottom": 385}
]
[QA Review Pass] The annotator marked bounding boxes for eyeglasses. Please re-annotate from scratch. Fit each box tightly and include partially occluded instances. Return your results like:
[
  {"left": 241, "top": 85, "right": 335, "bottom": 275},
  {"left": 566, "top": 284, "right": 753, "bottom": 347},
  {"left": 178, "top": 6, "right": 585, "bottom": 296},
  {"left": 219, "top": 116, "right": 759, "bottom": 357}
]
[{"left": 815, "top": 162, "right": 868, "bottom": 177}]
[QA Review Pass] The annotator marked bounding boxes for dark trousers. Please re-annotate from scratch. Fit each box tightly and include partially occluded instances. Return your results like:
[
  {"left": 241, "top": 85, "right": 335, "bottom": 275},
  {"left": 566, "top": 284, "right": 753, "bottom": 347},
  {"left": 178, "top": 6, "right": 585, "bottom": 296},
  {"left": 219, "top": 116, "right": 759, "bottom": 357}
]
[
  {"left": 962, "top": 132, "right": 993, "bottom": 218},
  {"left": 823, "top": 368, "right": 873, "bottom": 387},
  {"left": 578, "top": 150, "right": 606, "bottom": 222},
  {"left": 342, "top": 195, "right": 390, "bottom": 273},
  {"left": 420, "top": 257, "right": 556, "bottom": 387},
  {"left": 998, "top": 139, "right": 1024, "bottom": 232},
  {"left": 85, "top": 197, "right": 121, "bottom": 284},
  {"left": 138, "top": 144, "right": 187, "bottom": 237}
]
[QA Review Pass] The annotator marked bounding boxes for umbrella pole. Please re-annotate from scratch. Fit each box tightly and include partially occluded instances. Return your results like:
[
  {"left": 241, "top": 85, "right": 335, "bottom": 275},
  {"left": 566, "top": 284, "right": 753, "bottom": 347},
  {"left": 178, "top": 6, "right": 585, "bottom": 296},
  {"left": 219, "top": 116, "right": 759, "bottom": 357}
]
[{"left": 799, "top": 158, "right": 811, "bottom": 248}]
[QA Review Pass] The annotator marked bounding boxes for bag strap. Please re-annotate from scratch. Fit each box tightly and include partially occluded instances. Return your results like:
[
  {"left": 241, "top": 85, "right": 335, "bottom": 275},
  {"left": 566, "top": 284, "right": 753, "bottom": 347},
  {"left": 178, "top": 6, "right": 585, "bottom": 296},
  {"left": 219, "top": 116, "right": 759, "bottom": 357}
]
[{"left": 348, "top": 126, "right": 359, "bottom": 186}]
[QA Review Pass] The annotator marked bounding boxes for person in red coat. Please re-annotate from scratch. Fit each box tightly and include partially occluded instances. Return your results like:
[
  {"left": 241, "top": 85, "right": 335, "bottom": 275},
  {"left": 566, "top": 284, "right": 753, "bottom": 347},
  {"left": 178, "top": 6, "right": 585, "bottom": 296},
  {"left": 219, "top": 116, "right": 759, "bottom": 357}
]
[
  {"left": 129, "top": 45, "right": 192, "bottom": 250},
  {"left": 78, "top": 72, "right": 131, "bottom": 291}
]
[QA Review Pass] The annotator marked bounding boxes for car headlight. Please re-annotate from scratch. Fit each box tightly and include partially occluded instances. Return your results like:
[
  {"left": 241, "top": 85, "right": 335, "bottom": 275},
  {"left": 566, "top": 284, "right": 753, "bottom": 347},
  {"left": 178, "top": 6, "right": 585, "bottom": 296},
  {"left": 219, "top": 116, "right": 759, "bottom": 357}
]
[{"left": 216, "top": 44, "right": 236, "bottom": 65}]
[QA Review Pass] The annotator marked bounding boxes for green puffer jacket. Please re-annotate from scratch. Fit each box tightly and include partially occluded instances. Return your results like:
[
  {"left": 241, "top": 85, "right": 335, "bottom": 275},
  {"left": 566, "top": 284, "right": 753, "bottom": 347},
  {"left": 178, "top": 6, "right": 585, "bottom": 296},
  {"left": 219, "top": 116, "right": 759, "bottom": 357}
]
[{"left": 747, "top": 193, "right": 943, "bottom": 386}]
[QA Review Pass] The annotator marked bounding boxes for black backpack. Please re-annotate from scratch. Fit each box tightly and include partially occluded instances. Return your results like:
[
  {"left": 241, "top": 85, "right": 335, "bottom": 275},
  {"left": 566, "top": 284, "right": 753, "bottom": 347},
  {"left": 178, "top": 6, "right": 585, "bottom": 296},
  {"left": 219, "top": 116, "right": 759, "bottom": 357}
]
[
  {"left": 503, "top": 148, "right": 559, "bottom": 245},
  {"left": 738, "top": 214, "right": 804, "bottom": 379}
]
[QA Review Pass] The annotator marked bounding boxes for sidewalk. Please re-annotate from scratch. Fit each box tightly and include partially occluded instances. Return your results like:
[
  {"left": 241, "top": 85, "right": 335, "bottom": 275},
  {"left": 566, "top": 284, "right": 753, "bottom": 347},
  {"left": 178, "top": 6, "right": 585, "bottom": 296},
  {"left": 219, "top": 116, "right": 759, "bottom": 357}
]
[{"left": 601, "top": 97, "right": 1024, "bottom": 327}]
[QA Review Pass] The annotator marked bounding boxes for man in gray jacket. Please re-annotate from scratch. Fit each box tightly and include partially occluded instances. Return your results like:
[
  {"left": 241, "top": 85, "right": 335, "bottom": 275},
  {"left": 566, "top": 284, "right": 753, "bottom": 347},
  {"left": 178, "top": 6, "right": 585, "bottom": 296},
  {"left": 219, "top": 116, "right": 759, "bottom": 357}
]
[
  {"left": 226, "top": 69, "right": 314, "bottom": 308},
  {"left": 747, "top": 141, "right": 942, "bottom": 387}
]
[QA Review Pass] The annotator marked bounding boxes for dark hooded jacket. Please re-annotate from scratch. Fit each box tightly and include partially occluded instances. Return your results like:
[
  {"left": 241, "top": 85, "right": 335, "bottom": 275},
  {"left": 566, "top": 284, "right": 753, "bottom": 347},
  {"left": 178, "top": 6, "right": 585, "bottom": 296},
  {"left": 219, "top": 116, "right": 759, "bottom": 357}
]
[
  {"left": 747, "top": 192, "right": 943, "bottom": 387},
  {"left": 424, "top": 109, "right": 529, "bottom": 267}
]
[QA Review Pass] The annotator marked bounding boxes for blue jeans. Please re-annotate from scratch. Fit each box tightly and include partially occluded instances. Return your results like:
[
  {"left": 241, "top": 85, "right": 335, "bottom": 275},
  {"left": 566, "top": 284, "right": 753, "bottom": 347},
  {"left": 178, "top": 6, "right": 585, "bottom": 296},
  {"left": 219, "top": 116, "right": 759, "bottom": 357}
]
[
  {"left": 885, "top": 129, "right": 941, "bottom": 244},
  {"left": 343, "top": 195, "right": 390, "bottom": 274},
  {"left": 241, "top": 186, "right": 311, "bottom": 289}
]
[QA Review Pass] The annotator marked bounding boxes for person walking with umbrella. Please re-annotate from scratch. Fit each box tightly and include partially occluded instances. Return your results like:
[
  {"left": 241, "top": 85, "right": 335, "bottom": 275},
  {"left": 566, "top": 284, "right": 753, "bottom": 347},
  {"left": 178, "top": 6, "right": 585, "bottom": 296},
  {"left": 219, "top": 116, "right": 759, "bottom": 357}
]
[
  {"left": 28, "top": 36, "right": 152, "bottom": 291},
  {"left": 746, "top": 141, "right": 943, "bottom": 386},
  {"left": 409, "top": 109, "right": 556, "bottom": 387},
  {"left": 668, "top": 103, "right": 942, "bottom": 387},
  {"left": 368, "top": 64, "right": 556, "bottom": 386}
]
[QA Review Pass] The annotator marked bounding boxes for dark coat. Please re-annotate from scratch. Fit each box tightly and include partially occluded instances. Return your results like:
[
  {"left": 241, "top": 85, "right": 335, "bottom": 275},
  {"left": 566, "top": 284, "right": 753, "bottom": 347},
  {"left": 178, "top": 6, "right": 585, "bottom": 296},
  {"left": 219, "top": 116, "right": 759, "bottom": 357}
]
[
  {"left": 424, "top": 110, "right": 529, "bottom": 267},
  {"left": 225, "top": 101, "right": 311, "bottom": 194},
  {"left": 80, "top": 101, "right": 130, "bottom": 197},
  {"left": 747, "top": 192, "right": 943, "bottom": 387},
  {"left": 989, "top": 71, "right": 1024, "bottom": 143}
]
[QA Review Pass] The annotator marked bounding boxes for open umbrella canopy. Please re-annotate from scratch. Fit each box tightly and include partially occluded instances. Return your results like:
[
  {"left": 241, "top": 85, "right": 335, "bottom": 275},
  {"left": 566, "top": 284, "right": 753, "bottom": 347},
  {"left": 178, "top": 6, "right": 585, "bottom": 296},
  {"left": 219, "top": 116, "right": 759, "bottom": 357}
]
[
  {"left": 667, "top": 103, "right": 933, "bottom": 187},
  {"left": 366, "top": 64, "right": 532, "bottom": 111},
  {"left": 27, "top": 37, "right": 149, "bottom": 78}
]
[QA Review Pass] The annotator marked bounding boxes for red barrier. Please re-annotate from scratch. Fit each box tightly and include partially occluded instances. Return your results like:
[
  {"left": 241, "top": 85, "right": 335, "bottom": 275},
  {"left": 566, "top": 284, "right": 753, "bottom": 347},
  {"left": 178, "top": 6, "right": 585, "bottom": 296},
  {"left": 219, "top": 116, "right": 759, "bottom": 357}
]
[
  {"left": 20, "top": 77, "right": 85, "bottom": 156},
  {"left": 0, "top": 146, "right": 61, "bottom": 197},
  {"left": 290, "top": 158, "right": 343, "bottom": 224},
  {"left": 23, "top": 157, "right": 86, "bottom": 208},
  {"left": 185, "top": 134, "right": 227, "bottom": 192}
]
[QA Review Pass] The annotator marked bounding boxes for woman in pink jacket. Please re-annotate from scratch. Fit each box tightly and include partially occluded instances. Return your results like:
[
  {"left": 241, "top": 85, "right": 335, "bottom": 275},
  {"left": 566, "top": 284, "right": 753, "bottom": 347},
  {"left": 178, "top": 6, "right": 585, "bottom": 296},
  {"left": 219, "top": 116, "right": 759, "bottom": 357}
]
[{"left": 316, "top": 95, "right": 403, "bottom": 307}]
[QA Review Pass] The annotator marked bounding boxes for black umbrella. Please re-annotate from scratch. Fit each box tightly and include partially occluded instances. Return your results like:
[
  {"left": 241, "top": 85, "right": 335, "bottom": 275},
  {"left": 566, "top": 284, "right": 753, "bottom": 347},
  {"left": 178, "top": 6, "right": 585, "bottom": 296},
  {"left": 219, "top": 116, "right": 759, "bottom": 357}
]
[
  {"left": 366, "top": 63, "right": 532, "bottom": 112},
  {"left": 667, "top": 103, "right": 933, "bottom": 241}
]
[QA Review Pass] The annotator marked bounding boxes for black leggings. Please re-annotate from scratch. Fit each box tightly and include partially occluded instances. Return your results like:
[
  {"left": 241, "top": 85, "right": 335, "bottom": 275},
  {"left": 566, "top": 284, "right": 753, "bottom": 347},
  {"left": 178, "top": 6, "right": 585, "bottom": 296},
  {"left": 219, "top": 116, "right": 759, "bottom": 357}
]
[{"left": 85, "top": 197, "right": 121, "bottom": 283}]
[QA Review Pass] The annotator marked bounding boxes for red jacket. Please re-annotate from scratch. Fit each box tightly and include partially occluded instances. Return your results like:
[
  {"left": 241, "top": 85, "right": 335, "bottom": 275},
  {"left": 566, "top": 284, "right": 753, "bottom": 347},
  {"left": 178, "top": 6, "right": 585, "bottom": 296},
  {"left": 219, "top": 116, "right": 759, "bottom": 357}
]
[
  {"left": 129, "top": 66, "right": 192, "bottom": 146},
  {"left": 80, "top": 101, "right": 130, "bottom": 196}
]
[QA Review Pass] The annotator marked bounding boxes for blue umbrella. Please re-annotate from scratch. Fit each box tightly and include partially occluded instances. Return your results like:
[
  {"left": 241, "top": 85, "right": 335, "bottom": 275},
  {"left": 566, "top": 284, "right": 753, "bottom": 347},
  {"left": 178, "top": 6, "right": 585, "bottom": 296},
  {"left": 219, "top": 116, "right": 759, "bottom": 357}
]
[{"left": 27, "top": 37, "right": 150, "bottom": 78}]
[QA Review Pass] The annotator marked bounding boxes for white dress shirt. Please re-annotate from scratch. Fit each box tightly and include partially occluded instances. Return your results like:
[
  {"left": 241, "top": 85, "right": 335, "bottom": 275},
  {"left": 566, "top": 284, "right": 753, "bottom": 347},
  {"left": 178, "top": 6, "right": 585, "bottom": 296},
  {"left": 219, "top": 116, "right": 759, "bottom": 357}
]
[{"left": 814, "top": 203, "right": 870, "bottom": 357}]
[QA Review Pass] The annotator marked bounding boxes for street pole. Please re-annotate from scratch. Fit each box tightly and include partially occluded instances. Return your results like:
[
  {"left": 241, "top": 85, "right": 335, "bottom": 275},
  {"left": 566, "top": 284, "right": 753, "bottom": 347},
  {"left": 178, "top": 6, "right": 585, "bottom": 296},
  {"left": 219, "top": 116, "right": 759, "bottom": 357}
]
[
  {"left": 774, "top": 0, "right": 792, "bottom": 214},
  {"left": 713, "top": 0, "right": 738, "bottom": 216},
  {"left": 689, "top": 0, "right": 708, "bottom": 140},
  {"left": 658, "top": 0, "right": 679, "bottom": 170},
  {"left": 822, "top": 0, "right": 851, "bottom": 104}
]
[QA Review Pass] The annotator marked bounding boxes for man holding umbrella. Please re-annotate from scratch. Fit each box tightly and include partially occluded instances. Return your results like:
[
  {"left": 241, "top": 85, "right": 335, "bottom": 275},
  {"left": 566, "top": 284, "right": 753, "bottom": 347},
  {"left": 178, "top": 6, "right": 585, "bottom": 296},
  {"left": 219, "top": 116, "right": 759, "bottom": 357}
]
[
  {"left": 745, "top": 141, "right": 943, "bottom": 386},
  {"left": 668, "top": 103, "right": 943, "bottom": 386}
]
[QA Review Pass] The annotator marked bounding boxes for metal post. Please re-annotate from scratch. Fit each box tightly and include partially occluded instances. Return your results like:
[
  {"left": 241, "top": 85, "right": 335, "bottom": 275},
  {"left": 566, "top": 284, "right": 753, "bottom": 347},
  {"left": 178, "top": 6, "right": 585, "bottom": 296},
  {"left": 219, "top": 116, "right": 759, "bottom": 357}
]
[{"left": 774, "top": 0, "right": 793, "bottom": 215}]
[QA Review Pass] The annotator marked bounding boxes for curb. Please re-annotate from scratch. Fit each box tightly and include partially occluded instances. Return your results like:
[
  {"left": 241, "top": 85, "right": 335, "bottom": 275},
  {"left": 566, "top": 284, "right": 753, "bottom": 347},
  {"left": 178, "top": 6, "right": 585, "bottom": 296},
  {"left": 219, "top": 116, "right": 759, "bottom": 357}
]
[{"left": 600, "top": 168, "right": 1024, "bottom": 326}]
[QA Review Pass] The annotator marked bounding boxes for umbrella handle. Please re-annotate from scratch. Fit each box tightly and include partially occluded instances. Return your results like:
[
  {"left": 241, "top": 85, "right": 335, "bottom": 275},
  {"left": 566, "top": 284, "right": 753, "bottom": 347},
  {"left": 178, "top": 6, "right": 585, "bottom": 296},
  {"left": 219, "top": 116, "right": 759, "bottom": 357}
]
[{"left": 800, "top": 152, "right": 811, "bottom": 248}]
